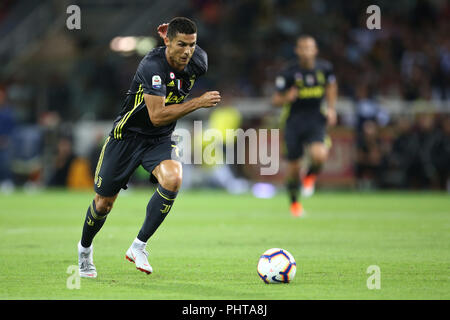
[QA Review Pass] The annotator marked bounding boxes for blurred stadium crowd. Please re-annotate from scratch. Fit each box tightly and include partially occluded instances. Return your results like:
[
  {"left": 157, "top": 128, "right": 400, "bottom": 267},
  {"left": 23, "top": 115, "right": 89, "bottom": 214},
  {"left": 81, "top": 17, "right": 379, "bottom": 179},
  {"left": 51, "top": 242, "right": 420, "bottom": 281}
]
[{"left": 0, "top": 0, "right": 449, "bottom": 193}]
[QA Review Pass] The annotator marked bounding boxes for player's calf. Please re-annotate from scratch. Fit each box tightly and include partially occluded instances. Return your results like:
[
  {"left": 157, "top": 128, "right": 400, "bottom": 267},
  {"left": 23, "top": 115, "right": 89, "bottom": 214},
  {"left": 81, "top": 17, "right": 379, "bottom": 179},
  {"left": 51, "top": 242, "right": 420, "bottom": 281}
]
[
  {"left": 128, "top": 181, "right": 179, "bottom": 274},
  {"left": 125, "top": 184, "right": 178, "bottom": 275},
  {"left": 302, "top": 143, "right": 328, "bottom": 197}
]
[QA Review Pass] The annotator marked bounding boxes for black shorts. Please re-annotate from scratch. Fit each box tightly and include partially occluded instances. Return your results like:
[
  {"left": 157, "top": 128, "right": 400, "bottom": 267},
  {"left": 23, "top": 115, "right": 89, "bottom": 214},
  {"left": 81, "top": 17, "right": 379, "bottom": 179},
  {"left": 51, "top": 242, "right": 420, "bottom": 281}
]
[
  {"left": 93, "top": 133, "right": 180, "bottom": 197},
  {"left": 283, "top": 114, "right": 327, "bottom": 161}
]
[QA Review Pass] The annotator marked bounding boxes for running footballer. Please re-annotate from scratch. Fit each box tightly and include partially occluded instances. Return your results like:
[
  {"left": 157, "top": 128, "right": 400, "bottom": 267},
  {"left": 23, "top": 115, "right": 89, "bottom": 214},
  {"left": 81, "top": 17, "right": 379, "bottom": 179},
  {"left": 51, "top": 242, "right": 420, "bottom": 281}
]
[
  {"left": 78, "top": 17, "right": 221, "bottom": 277},
  {"left": 272, "top": 35, "right": 337, "bottom": 217}
]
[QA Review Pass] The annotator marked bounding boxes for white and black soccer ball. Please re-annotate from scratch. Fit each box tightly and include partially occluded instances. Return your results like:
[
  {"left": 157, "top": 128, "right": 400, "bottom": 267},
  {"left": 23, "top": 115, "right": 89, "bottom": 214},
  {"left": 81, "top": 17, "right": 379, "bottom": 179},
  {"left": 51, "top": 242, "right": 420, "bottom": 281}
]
[{"left": 257, "top": 248, "right": 297, "bottom": 284}]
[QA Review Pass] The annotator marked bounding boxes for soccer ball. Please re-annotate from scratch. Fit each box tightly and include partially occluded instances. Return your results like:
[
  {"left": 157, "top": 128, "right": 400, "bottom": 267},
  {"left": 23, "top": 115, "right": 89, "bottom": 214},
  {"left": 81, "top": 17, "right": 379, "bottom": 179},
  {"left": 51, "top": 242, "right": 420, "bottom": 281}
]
[{"left": 257, "top": 248, "right": 296, "bottom": 284}]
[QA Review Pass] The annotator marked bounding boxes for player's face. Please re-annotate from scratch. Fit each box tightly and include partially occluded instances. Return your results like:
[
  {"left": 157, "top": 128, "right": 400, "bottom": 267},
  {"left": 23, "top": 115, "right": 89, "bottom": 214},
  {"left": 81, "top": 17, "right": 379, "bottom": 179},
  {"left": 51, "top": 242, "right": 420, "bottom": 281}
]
[
  {"left": 165, "top": 33, "right": 197, "bottom": 69},
  {"left": 295, "top": 38, "right": 318, "bottom": 62}
]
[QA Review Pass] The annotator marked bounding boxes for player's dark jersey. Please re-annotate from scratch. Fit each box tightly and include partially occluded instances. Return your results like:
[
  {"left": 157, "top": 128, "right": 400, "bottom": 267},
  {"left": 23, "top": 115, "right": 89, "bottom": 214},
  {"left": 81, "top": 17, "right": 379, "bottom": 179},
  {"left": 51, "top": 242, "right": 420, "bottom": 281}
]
[
  {"left": 111, "top": 45, "right": 208, "bottom": 139},
  {"left": 275, "top": 59, "right": 335, "bottom": 123}
]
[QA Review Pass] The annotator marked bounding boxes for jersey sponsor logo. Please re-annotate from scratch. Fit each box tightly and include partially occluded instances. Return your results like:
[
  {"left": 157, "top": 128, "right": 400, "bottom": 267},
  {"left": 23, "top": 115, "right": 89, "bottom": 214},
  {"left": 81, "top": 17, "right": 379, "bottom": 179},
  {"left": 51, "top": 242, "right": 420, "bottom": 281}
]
[
  {"left": 298, "top": 85, "right": 325, "bottom": 99},
  {"left": 167, "top": 80, "right": 175, "bottom": 87},
  {"left": 165, "top": 91, "right": 186, "bottom": 104},
  {"left": 152, "top": 75, "right": 162, "bottom": 89}
]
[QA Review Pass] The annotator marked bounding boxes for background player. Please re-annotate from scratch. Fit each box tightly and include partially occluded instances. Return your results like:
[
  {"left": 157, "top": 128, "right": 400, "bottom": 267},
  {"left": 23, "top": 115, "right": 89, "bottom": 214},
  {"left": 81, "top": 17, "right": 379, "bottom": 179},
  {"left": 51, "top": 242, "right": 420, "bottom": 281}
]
[
  {"left": 78, "top": 17, "right": 221, "bottom": 277},
  {"left": 271, "top": 35, "right": 338, "bottom": 217}
]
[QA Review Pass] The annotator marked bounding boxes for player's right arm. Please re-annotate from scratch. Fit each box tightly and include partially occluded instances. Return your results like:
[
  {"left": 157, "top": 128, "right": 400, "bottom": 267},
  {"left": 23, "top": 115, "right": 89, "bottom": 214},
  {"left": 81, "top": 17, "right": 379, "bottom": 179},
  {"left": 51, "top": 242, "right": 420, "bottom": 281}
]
[
  {"left": 271, "top": 72, "right": 297, "bottom": 107},
  {"left": 137, "top": 54, "right": 219, "bottom": 126},
  {"left": 144, "top": 91, "right": 221, "bottom": 127},
  {"left": 271, "top": 87, "right": 298, "bottom": 107}
]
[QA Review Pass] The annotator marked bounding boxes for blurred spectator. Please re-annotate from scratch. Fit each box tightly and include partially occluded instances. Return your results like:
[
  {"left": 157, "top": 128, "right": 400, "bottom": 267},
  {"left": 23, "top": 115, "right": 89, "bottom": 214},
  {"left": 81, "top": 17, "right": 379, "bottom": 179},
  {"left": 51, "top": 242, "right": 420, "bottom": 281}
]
[
  {"left": 0, "top": 86, "right": 16, "bottom": 191},
  {"left": 9, "top": 124, "right": 44, "bottom": 187},
  {"left": 437, "top": 36, "right": 450, "bottom": 100},
  {"left": 355, "top": 120, "right": 387, "bottom": 189},
  {"left": 431, "top": 115, "right": 450, "bottom": 190},
  {"left": 354, "top": 83, "right": 389, "bottom": 133},
  {"left": 45, "top": 73, "right": 72, "bottom": 121},
  {"left": 386, "top": 117, "right": 415, "bottom": 188},
  {"left": 1, "top": 0, "right": 449, "bottom": 104},
  {"left": 0, "top": 0, "right": 449, "bottom": 191},
  {"left": 47, "top": 135, "right": 76, "bottom": 187},
  {"left": 44, "top": 132, "right": 92, "bottom": 190},
  {"left": 405, "top": 112, "right": 441, "bottom": 189}
]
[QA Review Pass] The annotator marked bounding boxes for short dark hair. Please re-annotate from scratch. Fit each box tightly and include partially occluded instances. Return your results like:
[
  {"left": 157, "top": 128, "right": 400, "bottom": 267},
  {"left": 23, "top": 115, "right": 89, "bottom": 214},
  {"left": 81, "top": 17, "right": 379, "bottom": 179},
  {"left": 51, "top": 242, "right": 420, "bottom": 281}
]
[
  {"left": 167, "top": 17, "right": 197, "bottom": 39},
  {"left": 297, "top": 34, "right": 316, "bottom": 43}
]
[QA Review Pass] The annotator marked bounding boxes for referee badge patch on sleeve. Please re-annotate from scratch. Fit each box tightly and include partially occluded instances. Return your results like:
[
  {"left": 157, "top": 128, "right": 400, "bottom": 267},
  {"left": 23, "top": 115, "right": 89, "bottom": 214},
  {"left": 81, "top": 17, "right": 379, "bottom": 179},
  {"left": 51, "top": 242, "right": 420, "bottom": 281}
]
[{"left": 152, "top": 75, "right": 162, "bottom": 89}]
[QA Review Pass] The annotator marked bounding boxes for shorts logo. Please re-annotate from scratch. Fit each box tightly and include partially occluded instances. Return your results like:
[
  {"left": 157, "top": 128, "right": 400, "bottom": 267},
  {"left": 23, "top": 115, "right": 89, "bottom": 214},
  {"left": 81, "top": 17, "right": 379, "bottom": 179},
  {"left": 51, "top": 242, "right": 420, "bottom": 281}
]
[
  {"left": 96, "top": 176, "right": 102, "bottom": 188},
  {"left": 152, "top": 75, "right": 162, "bottom": 89}
]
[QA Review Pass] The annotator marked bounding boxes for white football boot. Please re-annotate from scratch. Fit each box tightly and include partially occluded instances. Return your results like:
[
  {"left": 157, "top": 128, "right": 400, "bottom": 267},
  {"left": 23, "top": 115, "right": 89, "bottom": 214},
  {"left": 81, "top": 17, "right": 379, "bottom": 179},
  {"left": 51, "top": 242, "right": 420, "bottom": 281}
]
[
  {"left": 78, "top": 241, "right": 97, "bottom": 278},
  {"left": 125, "top": 239, "right": 153, "bottom": 275}
]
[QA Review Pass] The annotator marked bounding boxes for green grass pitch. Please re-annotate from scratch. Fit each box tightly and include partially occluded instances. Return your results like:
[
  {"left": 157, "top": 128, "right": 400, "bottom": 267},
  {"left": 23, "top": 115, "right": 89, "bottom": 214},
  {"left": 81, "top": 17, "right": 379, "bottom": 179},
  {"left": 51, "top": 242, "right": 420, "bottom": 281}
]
[{"left": 0, "top": 189, "right": 449, "bottom": 299}]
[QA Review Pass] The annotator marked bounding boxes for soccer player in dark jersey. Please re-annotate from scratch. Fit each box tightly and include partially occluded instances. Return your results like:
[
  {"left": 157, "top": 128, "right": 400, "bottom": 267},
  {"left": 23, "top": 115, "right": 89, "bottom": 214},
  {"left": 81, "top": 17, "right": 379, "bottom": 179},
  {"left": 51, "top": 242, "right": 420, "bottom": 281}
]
[
  {"left": 77, "top": 17, "right": 221, "bottom": 277},
  {"left": 271, "top": 35, "right": 337, "bottom": 217}
]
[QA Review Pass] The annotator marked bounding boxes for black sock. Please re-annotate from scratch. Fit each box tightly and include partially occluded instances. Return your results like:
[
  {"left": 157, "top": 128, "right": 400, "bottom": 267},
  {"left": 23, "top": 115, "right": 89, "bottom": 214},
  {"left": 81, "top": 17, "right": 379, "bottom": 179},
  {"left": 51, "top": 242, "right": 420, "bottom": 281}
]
[
  {"left": 137, "top": 185, "right": 178, "bottom": 243},
  {"left": 286, "top": 178, "right": 300, "bottom": 204},
  {"left": 80, "top": 200, "right": 108, "bottom": 248},
  {"left": 307, "top": 163, "right": 323, "bottom": 176}
]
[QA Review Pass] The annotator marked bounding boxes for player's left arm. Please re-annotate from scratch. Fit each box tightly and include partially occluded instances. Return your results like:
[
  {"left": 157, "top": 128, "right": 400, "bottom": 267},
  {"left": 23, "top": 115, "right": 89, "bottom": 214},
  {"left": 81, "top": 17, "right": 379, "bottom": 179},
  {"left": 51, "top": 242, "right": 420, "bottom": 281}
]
[
  {"left": 325, "top": 81, "right": 338, "bottom": 126},
  {"left": 324, "top": 65, "right": 338, "bottom": 126}
]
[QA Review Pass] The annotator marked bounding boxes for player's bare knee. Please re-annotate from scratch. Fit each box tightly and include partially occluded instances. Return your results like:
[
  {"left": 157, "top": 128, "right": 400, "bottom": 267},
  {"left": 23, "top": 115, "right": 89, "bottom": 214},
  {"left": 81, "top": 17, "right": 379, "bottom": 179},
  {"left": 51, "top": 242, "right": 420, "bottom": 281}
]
[
  {"left": 312, "top": 152, "right": 327, "bottom": 164},
  {"left": 310, "top": 146, "right": 328, "bottom": 164},
  {"left": 94, "top": 194, "right": 117, "bottom": 214},
  {"left": 94, "top": 199, "right": 112, "bottom": 214},
  {"left": 155, "top": 160, "right": 183, "bottom": 191},
  {"left": 160, "top": 172, "right": 182, "bottom": 192}
]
